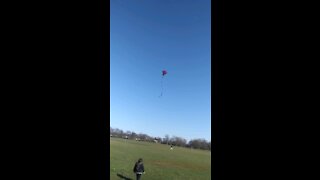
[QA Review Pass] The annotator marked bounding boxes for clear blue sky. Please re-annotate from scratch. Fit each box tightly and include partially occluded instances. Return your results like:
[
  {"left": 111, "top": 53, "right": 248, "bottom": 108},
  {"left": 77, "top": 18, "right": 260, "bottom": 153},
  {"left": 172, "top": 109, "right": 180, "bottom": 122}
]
[{"left": 110, "top": 0, "right": 211, "bottom": 142}]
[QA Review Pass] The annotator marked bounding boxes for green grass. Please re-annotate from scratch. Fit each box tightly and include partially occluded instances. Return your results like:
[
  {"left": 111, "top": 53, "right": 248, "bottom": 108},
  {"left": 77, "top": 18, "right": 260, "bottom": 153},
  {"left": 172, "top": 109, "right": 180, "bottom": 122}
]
[{"left": 110, "top": 137, "right": 211, "bottom": 180}]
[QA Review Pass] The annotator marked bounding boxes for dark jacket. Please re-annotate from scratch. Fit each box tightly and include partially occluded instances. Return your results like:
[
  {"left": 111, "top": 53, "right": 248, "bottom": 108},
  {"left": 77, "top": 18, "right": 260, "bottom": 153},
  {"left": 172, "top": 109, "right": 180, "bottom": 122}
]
[{"left": 133, "top": 162, "right": 145, "bottom": 174}]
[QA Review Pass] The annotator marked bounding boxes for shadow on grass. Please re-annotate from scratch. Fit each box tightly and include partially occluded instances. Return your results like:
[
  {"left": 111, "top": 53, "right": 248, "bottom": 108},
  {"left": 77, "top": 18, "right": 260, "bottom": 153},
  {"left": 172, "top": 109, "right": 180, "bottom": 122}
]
[{"left": 116, "top": 173, "right": 133, "bottom": 180}]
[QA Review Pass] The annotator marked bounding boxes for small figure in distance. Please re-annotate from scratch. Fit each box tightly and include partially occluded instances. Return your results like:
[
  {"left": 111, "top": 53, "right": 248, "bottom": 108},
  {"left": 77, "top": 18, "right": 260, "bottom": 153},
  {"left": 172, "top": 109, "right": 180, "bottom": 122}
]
[{"left": 133, "top": 158, "right": 145, "bottom": 180}]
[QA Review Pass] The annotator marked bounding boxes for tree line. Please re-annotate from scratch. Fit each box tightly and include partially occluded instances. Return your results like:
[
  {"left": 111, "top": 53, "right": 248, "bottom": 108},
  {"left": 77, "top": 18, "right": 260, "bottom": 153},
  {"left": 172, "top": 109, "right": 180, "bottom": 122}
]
[{"left": 110, "top": 127, "right": 211, "bottom": 151}]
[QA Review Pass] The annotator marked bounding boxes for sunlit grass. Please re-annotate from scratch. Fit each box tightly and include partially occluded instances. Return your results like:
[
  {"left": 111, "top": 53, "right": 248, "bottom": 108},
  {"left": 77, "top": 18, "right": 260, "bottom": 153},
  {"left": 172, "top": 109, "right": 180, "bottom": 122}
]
[{"left": 110, "top": 137, "right": 211, "bottom": 180}]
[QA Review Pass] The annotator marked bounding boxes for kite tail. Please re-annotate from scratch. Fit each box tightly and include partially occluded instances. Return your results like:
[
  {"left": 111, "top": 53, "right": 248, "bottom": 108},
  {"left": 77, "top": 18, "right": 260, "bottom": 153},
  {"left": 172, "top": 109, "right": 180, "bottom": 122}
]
[{"left": 159, "top": 76, "right": 164, "bottom": 97}]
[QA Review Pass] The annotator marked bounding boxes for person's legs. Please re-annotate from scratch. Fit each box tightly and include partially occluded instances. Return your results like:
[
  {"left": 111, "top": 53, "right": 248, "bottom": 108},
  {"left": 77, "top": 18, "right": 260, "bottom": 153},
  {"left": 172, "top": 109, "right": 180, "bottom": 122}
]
[{"left": 136, "top": 174, "right": 141, "bottom": 180}]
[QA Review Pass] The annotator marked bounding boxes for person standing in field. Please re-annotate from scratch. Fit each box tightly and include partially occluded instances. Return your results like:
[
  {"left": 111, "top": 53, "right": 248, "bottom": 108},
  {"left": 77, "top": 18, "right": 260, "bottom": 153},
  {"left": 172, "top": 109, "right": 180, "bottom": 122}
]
[{"left": 133, "top": 158, "right": 145, "bottom": 180}]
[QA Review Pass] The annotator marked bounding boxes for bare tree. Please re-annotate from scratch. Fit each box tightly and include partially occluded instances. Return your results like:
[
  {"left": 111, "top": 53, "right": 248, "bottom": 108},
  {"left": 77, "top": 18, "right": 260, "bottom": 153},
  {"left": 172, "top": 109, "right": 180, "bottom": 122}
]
[
  {"left": 130, "top": 132, "right": 137, "bottom": 139},
  {"left": 125, "top": 131, "right": 131, "bottom": 136},
  {"left": 164, "top": 134, "right": 170, "bottom": 145},
  {"left": 138, "top": 133, "right": 149, "bottom": 141},
  {"left": 110, "top": 127, "right": 210, "bottom": 150},
  {"left": 188, "top": 139, "right": 211, "bottom": 150},
  {"left": 176, "top": 137, "right": 187, "bottom": 147},
  {"left": 169, "top": 136, "right": 187, "bottom": 147}
]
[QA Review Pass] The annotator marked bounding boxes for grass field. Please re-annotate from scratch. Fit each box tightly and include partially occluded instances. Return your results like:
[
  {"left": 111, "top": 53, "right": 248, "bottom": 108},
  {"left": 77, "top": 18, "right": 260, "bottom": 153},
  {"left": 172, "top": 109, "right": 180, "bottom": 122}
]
[{"left": 110, "top": 137, "right": 211, "bottom": 180}]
